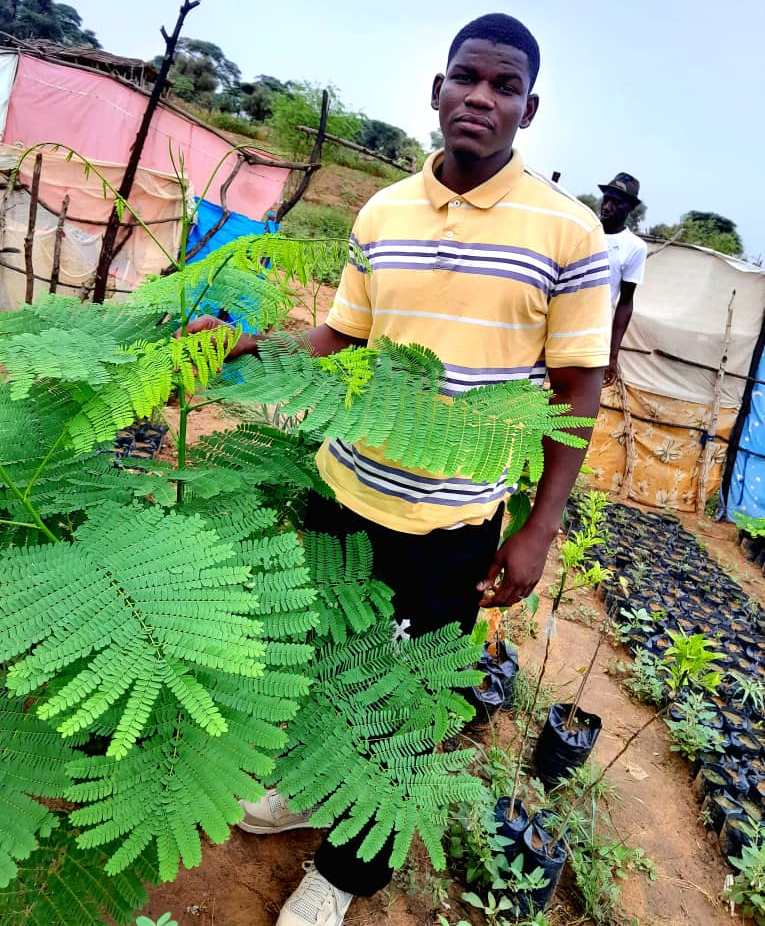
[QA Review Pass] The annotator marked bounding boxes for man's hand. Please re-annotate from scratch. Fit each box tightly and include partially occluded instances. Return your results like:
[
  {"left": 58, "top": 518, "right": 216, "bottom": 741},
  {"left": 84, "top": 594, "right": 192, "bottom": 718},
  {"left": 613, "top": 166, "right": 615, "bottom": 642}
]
[
  {"left": 179, "top": 314, "right": 260, "bottom": 361},
  {"left": 477, "top": 522, "right": 556, "bottom": 608},
  {"left": 603, "top": 360, "right": 617, "bottom": 386}
]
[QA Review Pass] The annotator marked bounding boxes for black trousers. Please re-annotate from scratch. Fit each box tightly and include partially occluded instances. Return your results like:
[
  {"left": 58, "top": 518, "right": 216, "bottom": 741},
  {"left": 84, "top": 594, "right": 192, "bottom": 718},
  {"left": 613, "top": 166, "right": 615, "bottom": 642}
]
[{"left": 303, "top": 492, "right": 504, "bottom": 896}]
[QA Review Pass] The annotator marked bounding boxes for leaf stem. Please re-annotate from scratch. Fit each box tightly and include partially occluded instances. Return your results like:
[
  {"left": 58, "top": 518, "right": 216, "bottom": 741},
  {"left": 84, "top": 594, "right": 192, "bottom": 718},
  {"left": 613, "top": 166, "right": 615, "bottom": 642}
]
[
  {"left": 0, "top": 463, "right": 58, "bottom": 542},
  {"left": 23, "top": 428, "right": 68, "bottom": 499}
]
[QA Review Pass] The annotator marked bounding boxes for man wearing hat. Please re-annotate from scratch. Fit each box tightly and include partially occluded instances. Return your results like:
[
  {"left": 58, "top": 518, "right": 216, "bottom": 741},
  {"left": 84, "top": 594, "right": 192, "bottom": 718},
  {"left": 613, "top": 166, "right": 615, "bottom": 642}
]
[{"left": 599, "top": 172, "right": 647, "bottom": 385}]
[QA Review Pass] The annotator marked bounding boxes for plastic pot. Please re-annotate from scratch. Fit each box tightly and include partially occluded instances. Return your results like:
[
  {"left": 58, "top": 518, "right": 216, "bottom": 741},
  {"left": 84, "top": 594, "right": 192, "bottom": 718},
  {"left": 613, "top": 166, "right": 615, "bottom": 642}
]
[
  {"left": 721, "top": 708, "right": 751, "bottom": 734},
  {"left": 519, "top": 812, "right": 567, "bottom": 912},
  {"left": 534, "top": 703, "right": 602, "bottom": 789},
  {"left": 701, "top": 791, "right": 744, "bottom": 834},
  {"left": 720, "top": 814, "right": 754, "bottom": 861},
  {"left": 494, "top": 797, "right": 529, "bottom": 856},
  {"left": 691, "top": 766, "right": 726, "bottom": 802},
  {"left": 466, "top": 641, "right": 519, "bottom": 718},
  {"left": 729, "top": 730, "right": 762, "bottom": 760}
]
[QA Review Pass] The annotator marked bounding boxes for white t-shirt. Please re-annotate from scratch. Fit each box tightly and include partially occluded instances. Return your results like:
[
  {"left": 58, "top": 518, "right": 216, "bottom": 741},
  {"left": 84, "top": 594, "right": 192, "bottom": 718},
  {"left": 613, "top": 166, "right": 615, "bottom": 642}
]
[{"left": 605, "top": 228, "right": 647, "bottom": 309}]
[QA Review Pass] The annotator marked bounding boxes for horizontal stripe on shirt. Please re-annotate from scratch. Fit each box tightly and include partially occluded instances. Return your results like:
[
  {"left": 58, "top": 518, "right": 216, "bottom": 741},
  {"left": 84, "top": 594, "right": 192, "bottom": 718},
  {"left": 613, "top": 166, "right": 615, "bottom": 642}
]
[
  {"left": 360, "top": 238, "right": 555, "bottom": 294},
  {"left": 441, "top": 360, "right": 546, "bottom": 396},
  {"left": 356, "top": 238, "right": 610, "bottom": 298},
  {"left": 328, "top": 438, "right": 510, "bottom": 507}
]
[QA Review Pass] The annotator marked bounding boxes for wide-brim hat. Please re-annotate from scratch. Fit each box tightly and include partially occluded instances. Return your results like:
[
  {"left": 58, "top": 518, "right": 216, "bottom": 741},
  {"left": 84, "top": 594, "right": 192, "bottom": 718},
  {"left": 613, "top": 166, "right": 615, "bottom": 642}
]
[{"left": 598, "top": 172, "right": 641, "bottom": 207}]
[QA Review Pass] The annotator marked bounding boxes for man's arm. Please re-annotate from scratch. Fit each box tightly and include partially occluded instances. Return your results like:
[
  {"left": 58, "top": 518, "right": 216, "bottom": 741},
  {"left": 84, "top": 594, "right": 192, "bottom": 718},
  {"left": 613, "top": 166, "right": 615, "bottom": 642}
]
[
  {"left": 603, "top": 280, "right": 637, "bottom": 386},
  {"left": 477, "top": 365, "right": 604, "bottom": 607},
  {"left": 183, "top": 316, "right": 366, "bottom": 359}
]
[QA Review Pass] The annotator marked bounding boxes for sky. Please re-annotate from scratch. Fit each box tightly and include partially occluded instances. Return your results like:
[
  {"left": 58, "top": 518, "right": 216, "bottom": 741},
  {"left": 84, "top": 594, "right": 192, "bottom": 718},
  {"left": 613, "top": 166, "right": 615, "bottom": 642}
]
[{"left": 75, "top": 0, "right": 765, "bottom": 260}]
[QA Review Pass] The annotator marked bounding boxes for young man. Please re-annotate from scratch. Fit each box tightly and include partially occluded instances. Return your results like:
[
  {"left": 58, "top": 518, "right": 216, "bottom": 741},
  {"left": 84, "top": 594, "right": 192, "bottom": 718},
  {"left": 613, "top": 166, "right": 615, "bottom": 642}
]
[
  {"left": 598, "top": 172, "right": 647, "bottom": 385},
  {"left": 189, "top": 13, "right": 611, "bottom": 925}
]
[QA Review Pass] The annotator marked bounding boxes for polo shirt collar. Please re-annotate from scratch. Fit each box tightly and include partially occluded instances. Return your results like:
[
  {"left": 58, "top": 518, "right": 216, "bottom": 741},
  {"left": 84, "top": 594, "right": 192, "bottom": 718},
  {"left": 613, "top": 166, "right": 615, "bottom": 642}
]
[{"left": 423, "top": 148, "right": 525, "bottom": 210}]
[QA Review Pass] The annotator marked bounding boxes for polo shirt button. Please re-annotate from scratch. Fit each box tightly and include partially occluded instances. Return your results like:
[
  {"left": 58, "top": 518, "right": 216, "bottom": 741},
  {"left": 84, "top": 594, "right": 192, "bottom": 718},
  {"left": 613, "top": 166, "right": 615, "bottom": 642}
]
[
  {"left": 445, "top": 231, "right": 455, "bottom": 239},
  {"left": 450, "top": 199, "right": 461, "bottom": 207}
]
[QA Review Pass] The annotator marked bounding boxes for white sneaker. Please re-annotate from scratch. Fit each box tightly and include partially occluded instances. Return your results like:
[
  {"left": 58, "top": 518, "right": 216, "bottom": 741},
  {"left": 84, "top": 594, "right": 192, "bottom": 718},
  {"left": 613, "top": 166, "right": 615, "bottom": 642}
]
[
  {"left": 237, "top": 789, "right": 313, "bottom": 834},
  {"left": 276, "top": 862, "right": 354, "bottom": 925}
]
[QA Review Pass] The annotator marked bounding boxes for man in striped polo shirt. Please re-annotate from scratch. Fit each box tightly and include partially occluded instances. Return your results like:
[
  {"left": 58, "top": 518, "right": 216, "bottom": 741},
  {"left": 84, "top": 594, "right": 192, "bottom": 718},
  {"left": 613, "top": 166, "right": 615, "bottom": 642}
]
[{"left": 189, "top": 12, "right": 611, "bottom": 924}]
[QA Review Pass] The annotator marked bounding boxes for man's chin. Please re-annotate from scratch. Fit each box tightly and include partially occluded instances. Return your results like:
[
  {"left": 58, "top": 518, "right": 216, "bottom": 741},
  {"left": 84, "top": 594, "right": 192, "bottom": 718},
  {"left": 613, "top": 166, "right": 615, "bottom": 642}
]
[{"left": 448, "top": 139, "right": 498, "bottom": 161}]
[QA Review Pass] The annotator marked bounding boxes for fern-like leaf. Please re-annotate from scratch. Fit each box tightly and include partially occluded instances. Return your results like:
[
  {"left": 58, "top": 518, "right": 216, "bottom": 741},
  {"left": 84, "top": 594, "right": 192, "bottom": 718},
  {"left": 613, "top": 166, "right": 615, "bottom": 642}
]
[
  {"left": 0, "top": 695, "right": 77, "bottom": 888},
  {"left": 274, "top": 618, "right": 488, "bottom": 870},
  {"left": 0, "top": 823, "right": 158, "bottom": 925},
  {"left": 206, "top": 338, "right": 593, "bottom": 488},
  {"left": 0, "top": 502, "right": 273, "bottom": 758}
]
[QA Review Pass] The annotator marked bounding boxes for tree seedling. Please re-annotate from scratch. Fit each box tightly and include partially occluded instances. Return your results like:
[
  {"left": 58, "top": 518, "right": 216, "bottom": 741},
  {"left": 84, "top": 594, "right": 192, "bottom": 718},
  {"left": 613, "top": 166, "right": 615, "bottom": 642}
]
[
  {"left": 550, "top": 629, "right": 722, "bottom": 848},
  {"left": 505, "top": 492, "right": 610, "bottom": 821},
  {"left": 136, "top": 915, "right": 178, "bottom": 926}
]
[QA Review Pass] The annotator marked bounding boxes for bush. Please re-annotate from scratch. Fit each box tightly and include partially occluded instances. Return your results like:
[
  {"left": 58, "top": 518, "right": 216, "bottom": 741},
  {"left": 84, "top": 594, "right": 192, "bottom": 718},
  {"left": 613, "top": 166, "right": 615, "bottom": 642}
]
[
  {"left": 268, "top": 83, "right": 364, "bottom": 159},
  {"left": 206, "top": 110, "right": 260, "bottom": 139},
  {"left": 280, "top": 202, "right": 354, "bottom": 242}
]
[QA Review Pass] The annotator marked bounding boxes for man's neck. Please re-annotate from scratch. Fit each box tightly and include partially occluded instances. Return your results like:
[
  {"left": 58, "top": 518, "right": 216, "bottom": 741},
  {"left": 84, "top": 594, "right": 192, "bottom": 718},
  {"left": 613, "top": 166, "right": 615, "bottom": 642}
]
[
  {"left": 603, "top": 221, "right": 627, "bottom": 235},
  {"left": 437, "top": 147, "right": 513, "bottom": 195}
]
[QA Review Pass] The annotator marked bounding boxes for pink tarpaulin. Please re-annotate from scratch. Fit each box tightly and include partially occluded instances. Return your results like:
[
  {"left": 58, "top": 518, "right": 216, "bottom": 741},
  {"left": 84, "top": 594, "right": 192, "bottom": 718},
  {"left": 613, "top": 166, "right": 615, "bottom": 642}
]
[{"left": 2, "top": 54, "right": 289, "bottom": 219}]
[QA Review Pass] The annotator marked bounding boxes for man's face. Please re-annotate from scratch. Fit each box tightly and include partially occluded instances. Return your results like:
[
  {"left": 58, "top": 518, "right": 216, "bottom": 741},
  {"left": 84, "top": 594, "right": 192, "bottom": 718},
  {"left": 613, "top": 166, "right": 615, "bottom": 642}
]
[
  {"left": 431, "top": 38, "right": 539, "bottom": 160},
  {"left": 600, "top": 194, "right": 633, "bottom": 231}
]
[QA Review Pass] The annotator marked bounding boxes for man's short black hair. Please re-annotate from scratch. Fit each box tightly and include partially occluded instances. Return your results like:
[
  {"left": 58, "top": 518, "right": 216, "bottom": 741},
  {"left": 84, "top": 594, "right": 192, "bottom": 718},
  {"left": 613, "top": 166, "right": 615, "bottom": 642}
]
[{"left": 448, "top": 13, "right": 540, "bottom": 89}]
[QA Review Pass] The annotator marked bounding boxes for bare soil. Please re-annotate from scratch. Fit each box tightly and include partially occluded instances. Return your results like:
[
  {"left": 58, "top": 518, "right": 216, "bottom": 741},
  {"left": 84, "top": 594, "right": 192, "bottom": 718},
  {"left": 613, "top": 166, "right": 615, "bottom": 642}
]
[{"left": 302, "top": 163, "right": 393, "bottom": 212}]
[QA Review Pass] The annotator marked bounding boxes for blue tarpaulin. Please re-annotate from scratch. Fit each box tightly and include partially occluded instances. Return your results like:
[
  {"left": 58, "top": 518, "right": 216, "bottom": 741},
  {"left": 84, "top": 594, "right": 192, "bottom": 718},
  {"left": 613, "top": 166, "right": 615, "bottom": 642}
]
[
  {"left": 726, "top": 351, "right": 765, "bottom": 520},
  {"left": 185, "top": 198, "right": 278, "bottom": 335},
  {"left": 186, "top": 198, "right": 277, "bottom": 263}
]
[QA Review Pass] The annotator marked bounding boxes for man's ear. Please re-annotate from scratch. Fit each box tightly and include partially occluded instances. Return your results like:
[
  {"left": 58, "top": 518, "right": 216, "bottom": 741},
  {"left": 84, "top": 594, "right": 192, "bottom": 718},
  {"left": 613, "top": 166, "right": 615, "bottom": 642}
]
[
  {"left": 431, "top": 73, "right": 444, "bottom": 111},
  {"left": 519, "top": 93, "right": 540, "bottom": 129}
]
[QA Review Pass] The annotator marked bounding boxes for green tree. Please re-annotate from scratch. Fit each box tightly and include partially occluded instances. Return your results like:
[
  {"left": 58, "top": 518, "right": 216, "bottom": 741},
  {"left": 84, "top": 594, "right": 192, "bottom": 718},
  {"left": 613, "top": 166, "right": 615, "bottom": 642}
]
[
  {"left": 577, "top": 192, "right": 600, "bottom": 213},
  {"left": 156, "top": 37, "right": 241, "bottom": 107},
  {"left": 430, "top": 129, "right": 444, "bottom": 150},
  {"left": 648, "top": 211, "right": 744, "bottom": 257},
  {"left": 0, "top": 0, "right": 99, "bottom": 46},
  {"left": 239, "top": 75, "right": 290, "bottom": 122},
  {"left": 356, "top": 117, "right": 425, "bottom": 165}
]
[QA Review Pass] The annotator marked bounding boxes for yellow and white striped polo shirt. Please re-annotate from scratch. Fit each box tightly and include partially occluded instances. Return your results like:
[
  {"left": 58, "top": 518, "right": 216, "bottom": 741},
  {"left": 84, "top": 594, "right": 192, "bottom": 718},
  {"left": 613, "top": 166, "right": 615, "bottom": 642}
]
[{"left": 315, "top": 149, "right": 611, "bottom": 535}]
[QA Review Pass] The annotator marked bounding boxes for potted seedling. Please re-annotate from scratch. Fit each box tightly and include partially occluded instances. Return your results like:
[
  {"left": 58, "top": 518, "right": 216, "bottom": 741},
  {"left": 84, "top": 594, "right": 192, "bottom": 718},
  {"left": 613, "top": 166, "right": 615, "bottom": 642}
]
[
  {"left": 533, "top": 491, "right": 611, "bottom": 789},
  {"left": 493, "top": 492, "right": 608, "bottom": 862},
  {"left": 525, "top": 629, "right": 722, "bottom": 911}
]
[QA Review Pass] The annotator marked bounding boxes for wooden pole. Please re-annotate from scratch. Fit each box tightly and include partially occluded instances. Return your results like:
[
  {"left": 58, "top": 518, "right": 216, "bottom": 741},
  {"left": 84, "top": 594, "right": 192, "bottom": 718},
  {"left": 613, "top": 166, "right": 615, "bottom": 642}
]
[
  {"left": 697, "top": 289, "right": 737, "bottom": 515},
  {"left": 276, "top": 93, "right": 330, "bottom": 223},
  {"left": 0, "top": 164, "right": 16, "bottom": 249},
  {"left": 23, "top": 152, "right": 42, "bottom": 304},
  {"left": 615, "top": 366, "right": 637, "bottom": 499},
  {"left": 91, "top": 0, "right": 200, "bottom": 303},
  {"left": 294, "top": 123, "right": 415, "bottom": 174},
  {"left": 183, "top": 154, "right": 244, "bottom": 262},
  {"left": 48, "top": 193, "right": 69, "bottom": 295}
]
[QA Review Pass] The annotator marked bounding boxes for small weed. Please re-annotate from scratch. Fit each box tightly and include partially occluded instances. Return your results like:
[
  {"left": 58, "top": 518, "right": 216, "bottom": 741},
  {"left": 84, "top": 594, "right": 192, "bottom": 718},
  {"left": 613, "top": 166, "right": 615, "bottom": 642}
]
[
  {"left": 136, "top": 915, "right": 177, "bottom": 926},
  {"left": 624, "top": 650, "right": 667, "bottom": 705},
  {"left": 461, "top": 854, "right": 549, "bottom": 924},
  {"left": 609, "top": 606, "right": 660, "bottom": 645},
  {"left": 511, "top": 666, "right": 557, "bottom": 726},
  {"left": 500, "top": 596, "right": 539, "bottom": 644},
  {"left": 725, "top": 823, "right": 765, "bottom": 921},
  {"left": 665, "top": 692, "right": 725, "bottom": 760},
  {"left": 446, "top": 799, "right": 511, "bottom": 889},
  {"left": 729, "top": 671, "right": 765, "bottom": 714}
]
